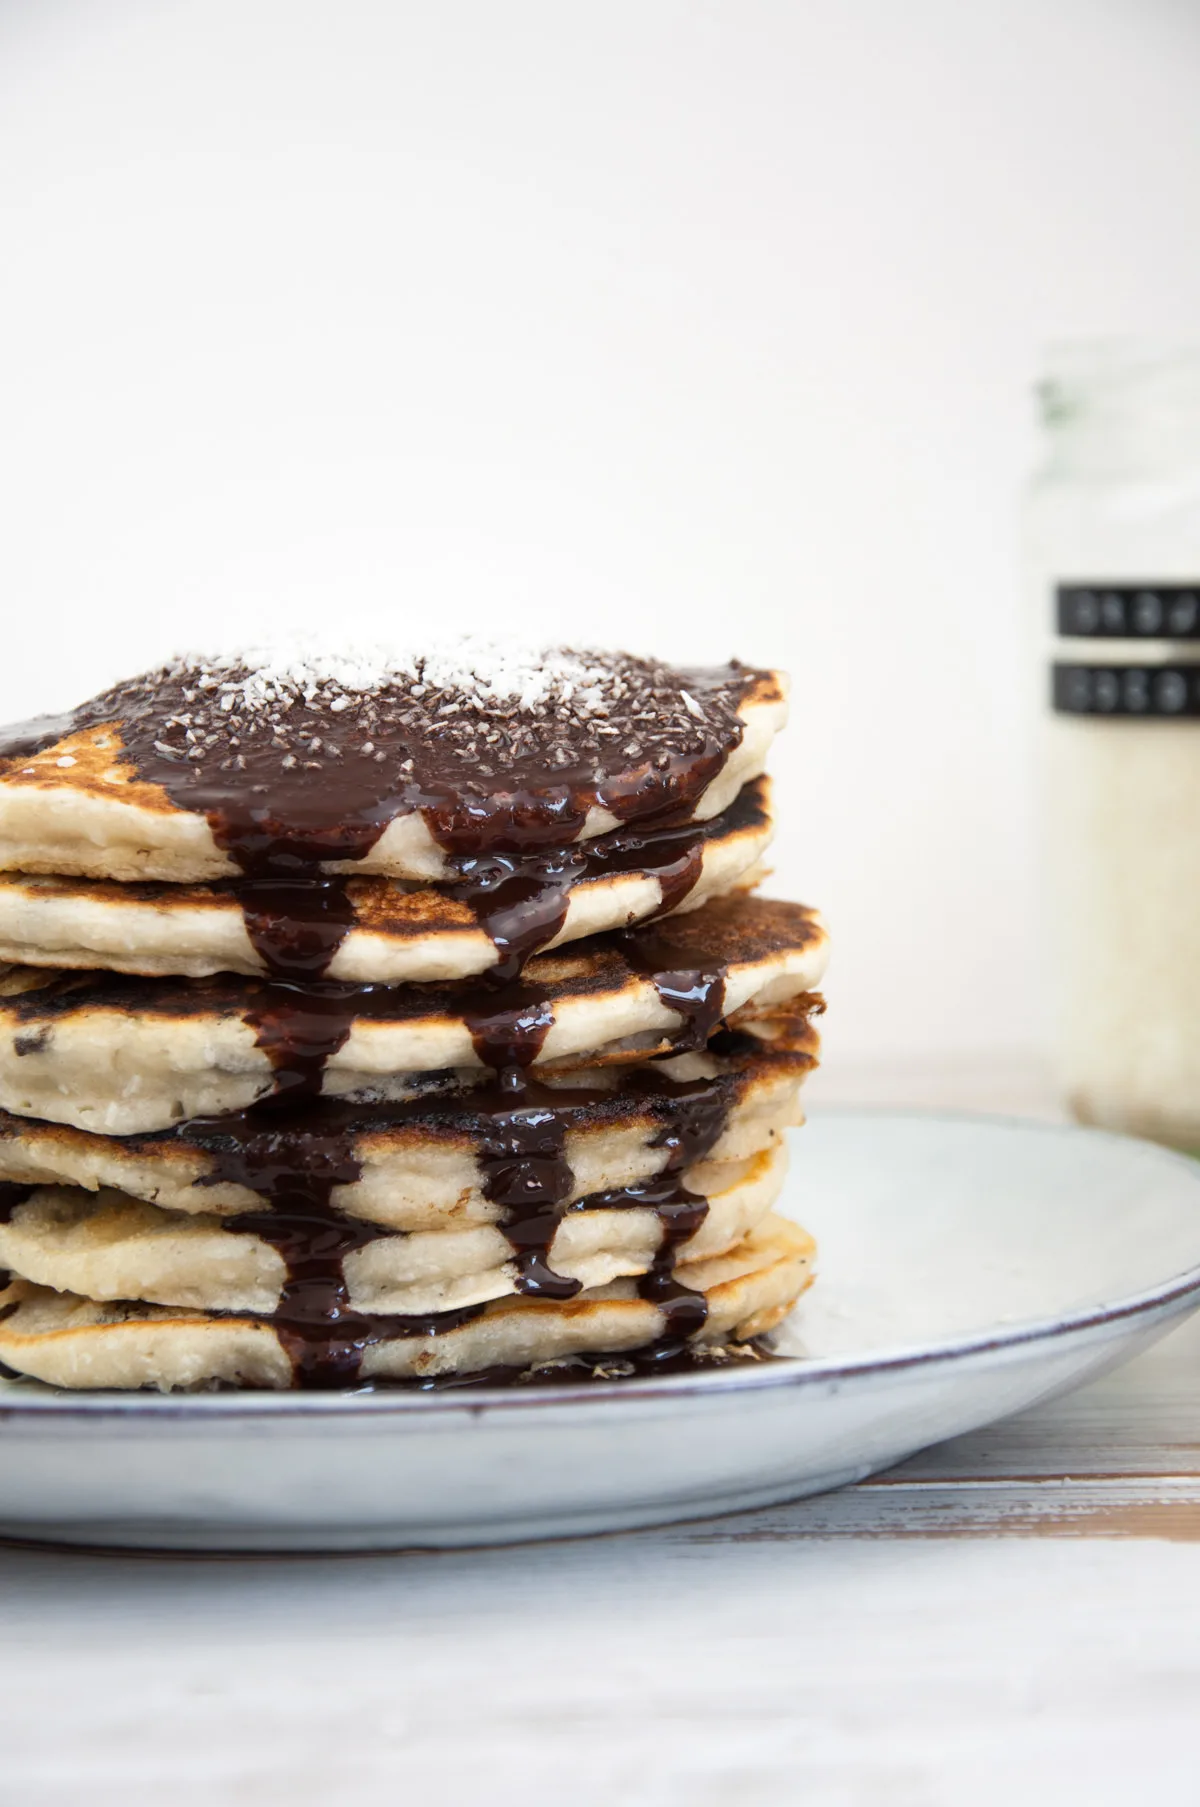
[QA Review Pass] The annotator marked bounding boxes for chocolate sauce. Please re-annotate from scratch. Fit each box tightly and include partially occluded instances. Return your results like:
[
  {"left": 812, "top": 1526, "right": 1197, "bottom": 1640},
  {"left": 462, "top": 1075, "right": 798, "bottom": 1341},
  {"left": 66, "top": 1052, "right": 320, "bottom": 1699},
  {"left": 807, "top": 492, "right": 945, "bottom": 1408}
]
[
  {"left": 0, "top": 653, "right": 762, "bottom": 880},
  {"left": 448, "top": 787, "right": 759, "bottom": 990},
  {"left": 0, "top": 711, "right": 83, "bottom": 762},
  {"left": 242, "top": 979, "right": 373, "bottom": 1102},
  {"left": 0, "top": 1039, "right": 779, "bottom": 1383},
  {"left": 216, "top": 775, "right": 765, "bottom": 985},
  {"left": 636, "top": 1198, "right": 712, "bottom": 1345},
  {"left": 466, "top": 1057, "right": 727, "bottom": 1314},
  {"left": 448, "top": 849, "right": 587, "bottom": 986},
  {"left": 227, "top": 1196, "right": 482, "bottom": 1389},
  {"left": 652, "top": 968, "right": 728, "bottom": 1052},
  {"left": 605, "top": 1058, "right": 724, "bottom": 1344},
  {"left": 470, "top": 1080, "right": 577, "bottom": 1300},
  {"left": 446, "top": 792, "right": 757, "bottom": 983},
  {"left": 187, "top": 1077, "right": 545, "bottom": 1378},
  {"left": 636, "top": 1064, "right": 732, "bottom": 1169},
  {"left": 578, "top": 1161, "right": 713, "bottom": 1346},
  {"left": 0, "top": 925, "right": 755, "bottom": 1381},
  {"left": 208, "top": 977, "right": 501, "bottom": 1383},
  {"left": 183, "top": 1042, "right": 734, "bottom": 1368},
  {"left": 0, "top": 928, "right": 756, "bottom": 1378},
  {"left": 451, "top": 909, "right": 729, "bottom": 1316},
  {"left": 375, "top": 1339, "right": 781, "bottom": 1391},
  {"left": 177, "top": 1101, "right": 480, "bottom": 1386},
  {"left": 237, "top": 878, "right": 357, "bottom": 981},
  {"left": 0, "top": 894, "right": 816, "bottom": 1045},
  {"left": 0, "top": 916, "right": 745, "bottom": 1108},
  {"left": 186, "top": 1105, "right": 364, "bottom": 1192},
  {"left": 462, "top": 986, "right": 555, "bottom": 1074},
  {"left": 618, "top": 923, "right": 729, "bottom": 1052}
]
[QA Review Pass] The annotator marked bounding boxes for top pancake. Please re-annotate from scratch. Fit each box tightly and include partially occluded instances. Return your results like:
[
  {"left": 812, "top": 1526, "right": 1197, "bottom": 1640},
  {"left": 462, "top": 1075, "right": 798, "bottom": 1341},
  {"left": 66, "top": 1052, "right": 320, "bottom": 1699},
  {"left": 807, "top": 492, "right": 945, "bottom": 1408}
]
[{"left": 0, "top": 642, "right": 787, "bottom": 883}]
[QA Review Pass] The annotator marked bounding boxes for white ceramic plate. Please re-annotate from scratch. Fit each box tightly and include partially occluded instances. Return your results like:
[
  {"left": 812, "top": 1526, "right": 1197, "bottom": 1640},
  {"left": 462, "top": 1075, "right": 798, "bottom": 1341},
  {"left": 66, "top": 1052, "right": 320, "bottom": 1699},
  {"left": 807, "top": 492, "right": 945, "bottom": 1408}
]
[{"left": 2, "top": 1110, "right": 1199, "bottom": 1552}]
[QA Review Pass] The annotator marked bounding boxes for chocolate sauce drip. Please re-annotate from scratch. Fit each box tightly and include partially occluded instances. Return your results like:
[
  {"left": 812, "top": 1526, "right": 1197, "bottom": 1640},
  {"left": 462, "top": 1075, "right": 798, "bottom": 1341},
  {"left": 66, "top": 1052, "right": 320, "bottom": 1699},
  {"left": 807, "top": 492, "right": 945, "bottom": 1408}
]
[
  {"left": 447, "top": 797, "right": 749, "bottom": 982},
  {"left": 448, "top": 850, "right": 586, "bottom": 985},
  {"left": 2, "top": 881, "right": 782, "bottom": 1067},
  {"left": 187, "top": 1104, "right": 481, "bottom": 1386},
  {"left": 143, "top": 1063, "right": 748, "bottom": 1171},
  {"left": 196, "top": 1056, "right": 725, "bottom": 1378},
  {"left": 458, "top": 950, "right": 724, "bottom": 1312},
  {"left": 458, "top": 969, "right": 584, "bottom": 1299},
  {"left": 650, "top": 968, "right": 727, "bottom": 1053},
  {"left": 467, "top": 1056, "right": 728, "bottom": 1311},
  {"left": 463, "top": 986, "right": 555, "bottom": 1074},
  {"left": 113, "top": 773, "right": 760, "bottom": 990},
  {"left": 637, "top": 1066, "right": 732, "bottom": 1170},
  {"left": 0, "top": 1183, "right": 34, "bottom": 1224},
  {"left": 203, "top": 983, "right": 396, "bottom": 1382},
  {"left": 217, "top": 981, "right": 460, "bottom": 1383},
  {"left": 185, "top": 1050, "right": 733, "bottom": 1334},
  {"left": 227, "top": 1196, "right": 481, "bottom": 1389},
  {"left": 619, "top": 923, "right": 729, "bottom": 1053},
  {"left": 243, "top": 980, "right": 372, "bottom": 1102},
  {"left": 225, "top": 780, "right": 752, "bottom": 986},
  {"left": 636, "top": 1197, "right": 712, "bottom": 1346},
  {"left": 606, "top": 1062, "right": 727, "bottom": 1343},
  {"left": 0, "top": 711, "right": 82, "bottom": 762},
  {"left": 190, "top": 1103, "right": 368, "bottom": 1199},
  {"left": 0, "top": 1051, "right": 738, "bottom": 1383},
  {"left": 471, "top": 1082, "right": 578, "bottom": 1300},
  {"left": 578, "top": 1143, "right": 713, "bottom": 1347},
  {"left": 237, "top": 878, "right": 357, "bottom": 981},
  {"left": 459, "top": 983, "right": 572, "bottom": 1293}
]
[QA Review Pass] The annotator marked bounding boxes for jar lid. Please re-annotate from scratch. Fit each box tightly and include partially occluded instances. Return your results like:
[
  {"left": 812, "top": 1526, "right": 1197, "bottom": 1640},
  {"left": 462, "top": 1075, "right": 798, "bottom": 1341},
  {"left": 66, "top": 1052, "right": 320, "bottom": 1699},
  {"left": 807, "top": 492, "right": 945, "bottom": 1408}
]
[
  {"left": 1053, "top": 662, "right": 1200, "bottom": 717},
  {"left": 1056, "top": 585, "right": 1200, "bottom": 639}
]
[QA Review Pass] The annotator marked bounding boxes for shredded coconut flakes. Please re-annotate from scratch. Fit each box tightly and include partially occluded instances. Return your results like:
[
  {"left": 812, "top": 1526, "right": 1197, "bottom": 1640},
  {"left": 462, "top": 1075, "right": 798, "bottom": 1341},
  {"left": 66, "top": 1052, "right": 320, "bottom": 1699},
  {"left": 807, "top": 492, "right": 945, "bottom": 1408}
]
[
  {"left": 82, "top": 636, "right": 754, "bottom": 787},
  {"left": 172, "top": 637, "right": 626, "bottom": 721}
]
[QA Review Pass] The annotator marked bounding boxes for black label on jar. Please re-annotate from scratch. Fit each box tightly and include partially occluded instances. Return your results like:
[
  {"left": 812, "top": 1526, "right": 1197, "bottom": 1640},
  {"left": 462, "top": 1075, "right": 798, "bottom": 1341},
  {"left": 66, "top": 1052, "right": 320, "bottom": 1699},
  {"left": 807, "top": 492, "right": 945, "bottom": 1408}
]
[
  {"left": 1056, "top": 585, "right": 1200, "bottom": 639},
  {"left": 1053, "top": 663, "right": 1200, "bottom": 717}
]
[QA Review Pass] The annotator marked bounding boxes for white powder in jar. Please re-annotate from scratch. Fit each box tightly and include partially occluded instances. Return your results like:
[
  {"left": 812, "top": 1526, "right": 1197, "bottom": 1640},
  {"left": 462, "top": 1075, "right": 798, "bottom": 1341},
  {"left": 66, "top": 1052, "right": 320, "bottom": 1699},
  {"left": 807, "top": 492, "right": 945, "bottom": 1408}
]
[{"left": 1047, "top": 716, "right": 1200, "bottom": 1147}]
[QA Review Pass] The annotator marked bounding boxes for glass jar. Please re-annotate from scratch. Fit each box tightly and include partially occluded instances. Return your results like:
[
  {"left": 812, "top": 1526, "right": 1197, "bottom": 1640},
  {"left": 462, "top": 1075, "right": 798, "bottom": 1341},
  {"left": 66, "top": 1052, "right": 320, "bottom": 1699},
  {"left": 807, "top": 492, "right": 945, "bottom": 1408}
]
[{"left": 1028, "top": 341, "right": 1200, "bottom": 1152}]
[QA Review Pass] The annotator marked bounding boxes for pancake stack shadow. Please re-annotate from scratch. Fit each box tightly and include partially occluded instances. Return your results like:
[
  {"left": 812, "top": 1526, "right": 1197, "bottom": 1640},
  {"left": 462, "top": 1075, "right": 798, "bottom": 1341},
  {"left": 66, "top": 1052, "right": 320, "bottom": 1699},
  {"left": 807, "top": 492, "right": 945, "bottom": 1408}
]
[{"left": 0, "top": 644, "right": 828, "bottom": 1390}]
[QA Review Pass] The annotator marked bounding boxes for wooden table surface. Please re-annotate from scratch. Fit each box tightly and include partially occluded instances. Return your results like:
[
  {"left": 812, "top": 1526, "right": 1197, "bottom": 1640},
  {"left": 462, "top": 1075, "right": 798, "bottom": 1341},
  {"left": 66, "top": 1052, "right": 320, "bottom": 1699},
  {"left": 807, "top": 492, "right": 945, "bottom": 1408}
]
[{"left": 2, "top": 1058, "right": 1198, "bottom": 1804}]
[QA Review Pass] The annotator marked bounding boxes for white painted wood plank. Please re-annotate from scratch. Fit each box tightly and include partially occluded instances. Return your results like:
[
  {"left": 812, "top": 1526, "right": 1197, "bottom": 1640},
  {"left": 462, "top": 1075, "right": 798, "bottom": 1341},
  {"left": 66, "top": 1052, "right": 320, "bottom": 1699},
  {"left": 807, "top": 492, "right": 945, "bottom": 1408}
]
[
  {"left": 676, "top": 1477, "right": 1200, "bottom": 1541},
  {"left": 0, "top": 1536, "right": 1197, "bottom": 1805}
]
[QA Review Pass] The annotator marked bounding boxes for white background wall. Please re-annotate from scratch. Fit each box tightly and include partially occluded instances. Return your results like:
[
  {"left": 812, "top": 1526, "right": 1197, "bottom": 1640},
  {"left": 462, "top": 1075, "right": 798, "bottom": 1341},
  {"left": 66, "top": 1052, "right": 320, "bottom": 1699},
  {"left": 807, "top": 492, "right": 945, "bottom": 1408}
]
[{"left": 2, "top": 0, "right": 1200, "bottom": 1070}]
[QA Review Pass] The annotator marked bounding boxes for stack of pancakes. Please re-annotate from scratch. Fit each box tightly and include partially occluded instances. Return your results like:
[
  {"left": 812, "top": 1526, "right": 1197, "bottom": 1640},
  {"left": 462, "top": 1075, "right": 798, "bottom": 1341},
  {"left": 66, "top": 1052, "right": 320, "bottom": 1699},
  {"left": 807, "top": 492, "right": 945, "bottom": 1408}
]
[{"left": 0, "top": 642, "right": 827, "bottom": 1390}]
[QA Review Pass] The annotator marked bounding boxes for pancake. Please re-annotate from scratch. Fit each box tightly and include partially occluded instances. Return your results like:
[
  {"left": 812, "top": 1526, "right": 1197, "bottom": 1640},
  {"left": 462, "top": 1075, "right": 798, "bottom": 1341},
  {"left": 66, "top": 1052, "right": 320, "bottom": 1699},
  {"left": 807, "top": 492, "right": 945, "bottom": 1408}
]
[
  {"left": 0, "top": 778, "right": 773, "bottom": 982},
  {"left": 0, "top": 643, "right": 786, "bottom": 884},
  {"left": 0, "top": 1040, "right": 814, "bottom": 1225},
  {"left": 0, "top": 1212, "right": 815, "bottom": 1390},
  {"left": 0, "top": 1139, "right": 786, "bottom": 1318},
  {"left": 0, "top": 895, "right": 828, "bottom": 1135}
]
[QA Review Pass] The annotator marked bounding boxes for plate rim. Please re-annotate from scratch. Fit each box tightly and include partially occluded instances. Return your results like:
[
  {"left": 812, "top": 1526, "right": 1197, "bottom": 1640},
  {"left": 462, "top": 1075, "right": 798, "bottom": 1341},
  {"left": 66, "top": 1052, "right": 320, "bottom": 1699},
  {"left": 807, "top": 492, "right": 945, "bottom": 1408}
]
[{"left": 3, "top": 1107, "right": 1199, "bottom": 1424}]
